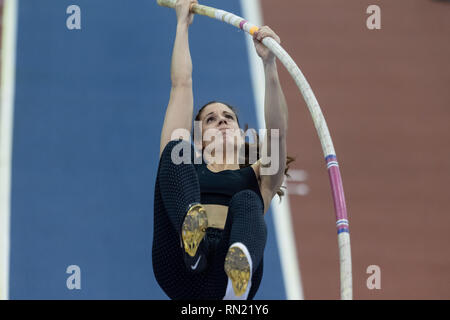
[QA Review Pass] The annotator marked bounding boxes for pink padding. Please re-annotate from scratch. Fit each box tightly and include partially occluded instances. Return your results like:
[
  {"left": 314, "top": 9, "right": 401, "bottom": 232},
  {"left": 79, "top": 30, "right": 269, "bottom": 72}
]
[{"left": 328, "top": 166, "right": 348, "bottom": 222}]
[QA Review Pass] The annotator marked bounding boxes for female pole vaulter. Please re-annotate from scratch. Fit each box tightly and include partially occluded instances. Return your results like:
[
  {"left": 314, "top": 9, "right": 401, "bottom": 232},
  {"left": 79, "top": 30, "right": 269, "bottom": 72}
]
[{"left": 152, "top": 0, "right": 292, "bottom": 300}]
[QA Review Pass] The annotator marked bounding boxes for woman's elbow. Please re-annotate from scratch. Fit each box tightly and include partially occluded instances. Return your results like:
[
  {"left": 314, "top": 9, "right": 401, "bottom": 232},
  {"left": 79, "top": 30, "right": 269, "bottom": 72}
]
[{"left": 171, "top": 76, "right": 192, "bottom": 88}]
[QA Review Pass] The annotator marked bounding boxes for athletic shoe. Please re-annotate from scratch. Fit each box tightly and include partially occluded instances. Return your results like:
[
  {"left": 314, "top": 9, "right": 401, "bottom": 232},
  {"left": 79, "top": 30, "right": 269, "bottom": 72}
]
[
  {"left": 181, "top": 203, "right": 208, "bottom": 273},
  {"left": 224, "top": 243, "right": 252, "bottom": 298}
]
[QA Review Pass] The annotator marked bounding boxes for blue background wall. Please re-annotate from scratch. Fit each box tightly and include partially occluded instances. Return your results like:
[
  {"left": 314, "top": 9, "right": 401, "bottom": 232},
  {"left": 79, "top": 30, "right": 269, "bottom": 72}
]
[{"left": 9, "top": 0, "right": 285, "bottom": 299}]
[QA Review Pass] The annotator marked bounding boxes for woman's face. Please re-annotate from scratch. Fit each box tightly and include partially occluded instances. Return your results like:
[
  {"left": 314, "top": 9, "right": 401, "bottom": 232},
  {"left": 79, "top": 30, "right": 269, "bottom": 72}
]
[{"left": 197, "top": 102, "right": 244, "bottom": 155}]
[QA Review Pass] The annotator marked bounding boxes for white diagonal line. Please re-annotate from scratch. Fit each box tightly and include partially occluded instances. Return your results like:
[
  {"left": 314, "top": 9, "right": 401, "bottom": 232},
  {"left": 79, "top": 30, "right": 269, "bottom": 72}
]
[{"left": 0, "top": 0, "right": 19, "bottom": 301}]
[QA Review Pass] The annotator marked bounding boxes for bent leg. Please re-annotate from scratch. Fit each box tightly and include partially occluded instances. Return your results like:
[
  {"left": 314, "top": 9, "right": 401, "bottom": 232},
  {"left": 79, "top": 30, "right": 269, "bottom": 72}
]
[
  {"left": 157, "top": 139, "right": 209, "bottom": 273},
  {"left": 223, "top": 190, "right": 267, "bottom": 299},
  {"left": 227, "top": 190, "right": 267, "bottom": 271},
  {"left": 152, "top": 173, "right": 207, "bottom": 299},
  {"left": 157, "top": 139, "right": 201, "bottom": 233}
]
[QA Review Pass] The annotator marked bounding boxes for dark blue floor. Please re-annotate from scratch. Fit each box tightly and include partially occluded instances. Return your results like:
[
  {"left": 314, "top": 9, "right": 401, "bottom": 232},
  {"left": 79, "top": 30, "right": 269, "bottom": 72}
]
[{"left": 9, "top": 0, "right": 285, "bottom": 299}]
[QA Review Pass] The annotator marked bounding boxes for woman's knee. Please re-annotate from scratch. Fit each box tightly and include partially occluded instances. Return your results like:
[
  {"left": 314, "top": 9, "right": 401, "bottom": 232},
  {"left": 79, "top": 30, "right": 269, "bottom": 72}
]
[
  {"left": 160, "top": 139, "right": 195, "bottom": 164},
  {"left": 229, "top": 190, "right": 264, "bottom": 214},
  {"left": 228, "top": 190, "right": 268, "bottom": 255}
]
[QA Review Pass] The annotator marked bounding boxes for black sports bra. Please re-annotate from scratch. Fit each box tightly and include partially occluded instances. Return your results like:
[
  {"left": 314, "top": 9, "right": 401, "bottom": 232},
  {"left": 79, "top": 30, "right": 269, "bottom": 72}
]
[{"left": 194, "top": 161, "right": 264, "bottom": 207}]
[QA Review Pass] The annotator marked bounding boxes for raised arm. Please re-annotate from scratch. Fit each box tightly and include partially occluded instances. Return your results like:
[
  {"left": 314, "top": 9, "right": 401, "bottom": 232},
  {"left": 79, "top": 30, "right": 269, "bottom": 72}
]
[
  {"left": 253, "top": 27, "right": 288, "bottom": 207},
  {"left": 160, "top": 0, "right": 198, "bottom": 157}
]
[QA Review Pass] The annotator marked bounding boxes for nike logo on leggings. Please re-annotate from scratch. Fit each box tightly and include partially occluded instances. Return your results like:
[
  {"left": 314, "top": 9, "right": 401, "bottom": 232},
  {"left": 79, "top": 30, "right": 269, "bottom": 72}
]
[{"left": 191, "top": 256, "right": 202, "bottom": 270}]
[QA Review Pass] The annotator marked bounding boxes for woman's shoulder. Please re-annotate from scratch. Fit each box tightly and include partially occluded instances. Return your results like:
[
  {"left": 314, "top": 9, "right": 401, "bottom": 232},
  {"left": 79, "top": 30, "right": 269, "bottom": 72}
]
[{"left": 250, "top": 160, "right": 261, "bottom": 180}]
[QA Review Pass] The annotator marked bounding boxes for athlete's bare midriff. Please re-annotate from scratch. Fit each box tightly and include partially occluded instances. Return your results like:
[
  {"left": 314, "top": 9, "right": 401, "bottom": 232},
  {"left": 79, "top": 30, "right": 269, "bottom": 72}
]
[
  {"left": 203, "top": 204, "right": 228, "bottom": 230},
  {"left": 203, "top": 162, "right": 267, "bottom": 230}
]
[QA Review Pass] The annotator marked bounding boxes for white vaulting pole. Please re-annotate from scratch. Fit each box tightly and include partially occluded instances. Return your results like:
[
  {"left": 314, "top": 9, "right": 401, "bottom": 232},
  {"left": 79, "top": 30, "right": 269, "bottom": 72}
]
[{"left": 157, "top": 0, "right": 352, "bottom": 299}]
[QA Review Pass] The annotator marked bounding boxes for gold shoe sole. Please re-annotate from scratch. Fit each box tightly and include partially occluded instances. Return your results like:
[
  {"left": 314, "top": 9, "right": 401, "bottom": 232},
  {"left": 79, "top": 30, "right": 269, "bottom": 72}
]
[
  {"left": 224, "top": 246, "right": 250, "bottom": 297},
  {"left": 181, "top": 204, "right": 208, "bottom": 257}
]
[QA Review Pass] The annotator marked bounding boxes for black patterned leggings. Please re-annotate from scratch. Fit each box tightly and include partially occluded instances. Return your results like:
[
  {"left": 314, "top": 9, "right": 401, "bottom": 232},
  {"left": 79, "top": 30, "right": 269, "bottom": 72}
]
[{"left": 152, "top": 139, "right": 267, "bottom": 300}]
